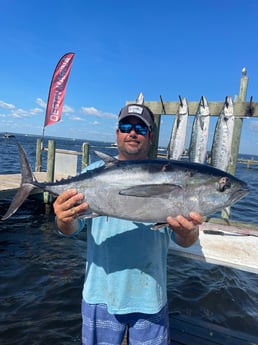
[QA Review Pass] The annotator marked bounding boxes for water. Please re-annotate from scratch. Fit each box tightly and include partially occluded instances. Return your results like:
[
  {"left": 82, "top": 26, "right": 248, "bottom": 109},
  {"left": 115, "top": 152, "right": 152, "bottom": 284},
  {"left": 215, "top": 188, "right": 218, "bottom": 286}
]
[{"left": 0, "top": 134, "right": 258, "bottom": 344}]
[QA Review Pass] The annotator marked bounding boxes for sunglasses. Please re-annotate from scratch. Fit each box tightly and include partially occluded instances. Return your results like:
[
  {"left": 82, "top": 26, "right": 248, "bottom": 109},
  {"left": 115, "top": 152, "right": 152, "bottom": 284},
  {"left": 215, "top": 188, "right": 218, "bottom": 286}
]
[{"left": 118, "top": 123, "right": 149, "bottom": 136}]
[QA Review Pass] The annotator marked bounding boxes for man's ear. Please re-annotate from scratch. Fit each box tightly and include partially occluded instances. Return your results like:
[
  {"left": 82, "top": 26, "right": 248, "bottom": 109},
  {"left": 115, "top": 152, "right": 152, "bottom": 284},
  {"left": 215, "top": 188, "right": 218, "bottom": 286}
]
[{"left": 149, "top": 131, "right": 154, "bottom": 144}]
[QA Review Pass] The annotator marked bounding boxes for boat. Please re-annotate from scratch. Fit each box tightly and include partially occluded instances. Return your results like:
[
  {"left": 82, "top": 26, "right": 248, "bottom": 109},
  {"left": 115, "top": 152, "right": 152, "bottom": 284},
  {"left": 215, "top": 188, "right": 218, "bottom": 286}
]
[{"left": 3, "top": 132, "right": 15, "bottom": 138}]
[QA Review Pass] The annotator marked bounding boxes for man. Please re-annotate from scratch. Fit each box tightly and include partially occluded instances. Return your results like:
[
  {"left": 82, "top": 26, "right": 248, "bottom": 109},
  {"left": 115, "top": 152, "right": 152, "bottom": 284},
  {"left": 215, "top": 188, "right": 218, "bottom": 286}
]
[{"left": 54, "top": 103, "right": 202, "bottom": 344}]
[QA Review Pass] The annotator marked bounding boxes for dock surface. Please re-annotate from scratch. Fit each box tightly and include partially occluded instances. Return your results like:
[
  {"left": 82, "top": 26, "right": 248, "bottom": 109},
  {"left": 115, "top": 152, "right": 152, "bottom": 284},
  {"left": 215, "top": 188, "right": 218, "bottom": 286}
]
[
  {"left": 169, "top": 220, "right": 258, "bottom": 274},
  {"left": 0, "top": 172, "right": 67, "bottom": 198}
]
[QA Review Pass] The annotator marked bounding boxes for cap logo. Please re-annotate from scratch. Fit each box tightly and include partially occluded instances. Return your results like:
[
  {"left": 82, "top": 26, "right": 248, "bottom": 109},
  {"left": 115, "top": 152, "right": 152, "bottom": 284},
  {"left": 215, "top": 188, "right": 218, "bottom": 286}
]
[{"left": 128, "top": 105, "right": 143, "bottom": 115}]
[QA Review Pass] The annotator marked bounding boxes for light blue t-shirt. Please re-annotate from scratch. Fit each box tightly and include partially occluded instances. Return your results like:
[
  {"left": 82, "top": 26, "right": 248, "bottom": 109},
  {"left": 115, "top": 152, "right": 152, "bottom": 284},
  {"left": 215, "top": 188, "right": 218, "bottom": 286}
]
[{"left": 76, "top": 159, "right": 174, "bottom": 315}]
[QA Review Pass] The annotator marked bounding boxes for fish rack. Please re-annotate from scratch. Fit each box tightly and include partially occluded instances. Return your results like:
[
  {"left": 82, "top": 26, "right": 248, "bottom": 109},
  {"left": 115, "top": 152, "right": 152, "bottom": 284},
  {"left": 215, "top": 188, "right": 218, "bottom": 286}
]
[
  {"left": 129, "top": 68, "right": 258, "bottom": 174},
  {"left": 131, "top": 69, "right": 258, "bottom": 174},
  {"left": 127, "top": 69, "right": 255, "bottom": 180}
]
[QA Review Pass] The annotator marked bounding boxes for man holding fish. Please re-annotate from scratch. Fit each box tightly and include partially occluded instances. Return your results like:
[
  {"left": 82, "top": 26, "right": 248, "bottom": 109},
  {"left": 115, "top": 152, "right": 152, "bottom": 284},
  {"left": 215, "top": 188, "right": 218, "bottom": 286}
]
[{"left": 54, "top": 103, "right": 203, "bottom": 344}]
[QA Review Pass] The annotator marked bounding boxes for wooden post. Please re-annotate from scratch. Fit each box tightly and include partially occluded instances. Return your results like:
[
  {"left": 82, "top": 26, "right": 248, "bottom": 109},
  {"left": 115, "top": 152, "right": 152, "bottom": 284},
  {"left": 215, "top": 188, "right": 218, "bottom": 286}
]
[
  {"left": 149, "top": 114, "right": 161, "bottom": 159},
  {"left": 44, "top": 140, "right": 56, "bottom": 206},
  {"left": 228, "top": 68, "right": 249, "bottom": 176},
  {"left": 222, "top": 69, "right": 248, "bottom": 219},
  {"left": 46, "top": 140, "right": 56, "bottom": 182},
  {"left": 35, "top": 138, "right": 43, "bottom": 172},
  {"left": 81, "top": 142, "right": 90, "bottom": 171}
]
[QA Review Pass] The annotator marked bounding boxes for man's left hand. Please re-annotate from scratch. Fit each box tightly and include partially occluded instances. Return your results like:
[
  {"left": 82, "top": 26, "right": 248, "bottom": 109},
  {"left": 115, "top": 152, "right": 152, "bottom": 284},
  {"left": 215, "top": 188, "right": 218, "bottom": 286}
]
[{"left": 167, "top": 212, "right": 203, "bottom": 247}]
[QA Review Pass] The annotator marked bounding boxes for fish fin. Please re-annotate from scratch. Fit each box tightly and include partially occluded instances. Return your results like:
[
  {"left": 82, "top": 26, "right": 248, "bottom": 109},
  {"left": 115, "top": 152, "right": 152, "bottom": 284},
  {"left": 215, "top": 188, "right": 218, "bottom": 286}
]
[
  {"left": 94, "top": 151, "right": 118, "bottom": 167},
  {"left": 1, "top": 143, "right": 37, "bottom": 220},
  {"left": 1, "top": 184, "right": 36, "bottom": 220},
  {"left": 80, "top": 211, "right": 100, "bottom": 219},
  {"left": 119, "top": 184, "right": 182, "bottom": 198},
  {"left": 151, "top": 223, "right": 169, "bottom": 230},
  {"left": 18, "top": 143, "right": 36, "bottom": 184}
]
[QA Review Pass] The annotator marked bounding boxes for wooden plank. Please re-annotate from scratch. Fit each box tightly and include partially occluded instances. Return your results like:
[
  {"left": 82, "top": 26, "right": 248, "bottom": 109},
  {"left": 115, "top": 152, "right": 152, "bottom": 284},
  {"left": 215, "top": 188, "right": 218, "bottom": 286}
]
[
  {"left": 44, "top": 147, "right": 83, "bottom": 155},
  {"left": 55, "top": 152, "right": 78, "bottom": 179},
  {"left": 169, "top": 220, "right": 258, "bottom": 274},
  {"left": 126, "top": 101, "right": 257, "bottom": 117}
]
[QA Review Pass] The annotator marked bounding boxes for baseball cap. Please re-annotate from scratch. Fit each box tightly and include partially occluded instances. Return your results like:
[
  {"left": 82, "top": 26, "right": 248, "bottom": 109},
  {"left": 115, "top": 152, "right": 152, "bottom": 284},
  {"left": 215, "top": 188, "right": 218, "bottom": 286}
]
[{"left": 118, "top": 104, "right": 154, "bottom": 131}]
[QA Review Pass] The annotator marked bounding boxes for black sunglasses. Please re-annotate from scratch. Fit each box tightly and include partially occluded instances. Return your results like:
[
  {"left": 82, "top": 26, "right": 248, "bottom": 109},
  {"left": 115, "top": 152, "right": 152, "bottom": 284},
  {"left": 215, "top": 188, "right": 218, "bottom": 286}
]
[{"left": 118, "top": 123, "right": 149, "bottom": 136}]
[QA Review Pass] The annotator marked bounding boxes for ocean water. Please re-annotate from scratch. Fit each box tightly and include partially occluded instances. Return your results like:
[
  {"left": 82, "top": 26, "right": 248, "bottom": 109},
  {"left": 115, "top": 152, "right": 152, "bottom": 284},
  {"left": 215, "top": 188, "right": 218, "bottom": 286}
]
[{"left": 0, "top": 134, "right": 258, "bottom": 344}]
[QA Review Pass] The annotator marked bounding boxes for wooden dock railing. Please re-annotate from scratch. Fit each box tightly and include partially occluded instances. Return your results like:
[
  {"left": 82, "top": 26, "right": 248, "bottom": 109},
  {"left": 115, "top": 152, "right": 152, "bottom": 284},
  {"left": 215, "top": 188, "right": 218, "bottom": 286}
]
[
  {"left": 35, "top": 138, "right": 90, "bottom": 182},
  {"left": 34, "top": 138, "right": 90, "bottom": 206}
]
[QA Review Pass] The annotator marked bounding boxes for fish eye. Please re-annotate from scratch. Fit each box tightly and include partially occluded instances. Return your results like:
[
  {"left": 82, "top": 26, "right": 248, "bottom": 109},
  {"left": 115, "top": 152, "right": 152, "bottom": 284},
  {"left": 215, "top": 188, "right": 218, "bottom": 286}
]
[{"left": 217, "top": 177, "right": 231, "bottom": 192}]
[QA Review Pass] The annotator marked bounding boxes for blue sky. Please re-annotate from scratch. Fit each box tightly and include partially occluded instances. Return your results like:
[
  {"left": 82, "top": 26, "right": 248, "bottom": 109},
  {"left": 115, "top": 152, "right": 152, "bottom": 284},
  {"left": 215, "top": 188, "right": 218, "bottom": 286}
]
[{"left": 0, "top": 0, "right": 258, "bottom": 154}]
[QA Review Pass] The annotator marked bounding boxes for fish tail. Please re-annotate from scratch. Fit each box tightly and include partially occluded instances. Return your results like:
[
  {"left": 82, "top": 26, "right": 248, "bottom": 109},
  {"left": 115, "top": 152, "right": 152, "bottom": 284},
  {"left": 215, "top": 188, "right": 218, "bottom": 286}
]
[{"left": 1, "top": 143, "right": 37, "bottom": 220}]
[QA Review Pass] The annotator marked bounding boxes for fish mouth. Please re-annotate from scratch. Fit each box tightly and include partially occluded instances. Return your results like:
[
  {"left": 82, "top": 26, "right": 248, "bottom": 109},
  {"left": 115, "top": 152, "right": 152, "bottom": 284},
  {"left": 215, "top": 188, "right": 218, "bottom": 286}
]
[{"left": 230, "top": 186, "right": 249, "bottom": 204}]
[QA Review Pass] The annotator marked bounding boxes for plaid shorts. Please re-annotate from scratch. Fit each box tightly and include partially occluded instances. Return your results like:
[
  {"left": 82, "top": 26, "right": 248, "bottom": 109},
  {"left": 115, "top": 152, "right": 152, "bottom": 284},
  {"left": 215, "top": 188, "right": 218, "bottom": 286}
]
[{"left": 82, "top": 299, "right": 170, "bottom": 345}]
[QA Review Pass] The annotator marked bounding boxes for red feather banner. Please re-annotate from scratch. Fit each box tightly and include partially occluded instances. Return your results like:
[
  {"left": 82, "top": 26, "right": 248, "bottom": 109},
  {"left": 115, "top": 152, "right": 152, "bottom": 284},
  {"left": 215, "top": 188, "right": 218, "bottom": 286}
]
[{"left": 44, "top": 52, "right": 75, "bottom": 127}]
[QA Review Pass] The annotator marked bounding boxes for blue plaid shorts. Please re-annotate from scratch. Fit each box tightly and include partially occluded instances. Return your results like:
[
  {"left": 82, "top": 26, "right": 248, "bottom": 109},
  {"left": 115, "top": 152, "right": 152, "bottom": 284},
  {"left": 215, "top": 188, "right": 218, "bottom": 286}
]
[{"left": 82, "top": 299, "right": 170, "bottom": 344}]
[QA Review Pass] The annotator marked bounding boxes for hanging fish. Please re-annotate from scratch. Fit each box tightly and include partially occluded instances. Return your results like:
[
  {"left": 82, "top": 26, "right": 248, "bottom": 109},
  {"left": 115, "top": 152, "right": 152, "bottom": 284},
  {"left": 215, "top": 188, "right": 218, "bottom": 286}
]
[
  {"left": 135, "top": 92, "right": 144, "bottom": 104},
  {"left": 211, "top": 96, "right": 234, "bottom": 171},
  {"left": 168, "top": 96, "right": 189, "bottom": 160},
  {"left": 189, "top": 96, "right": 210, "bottom": 163}
]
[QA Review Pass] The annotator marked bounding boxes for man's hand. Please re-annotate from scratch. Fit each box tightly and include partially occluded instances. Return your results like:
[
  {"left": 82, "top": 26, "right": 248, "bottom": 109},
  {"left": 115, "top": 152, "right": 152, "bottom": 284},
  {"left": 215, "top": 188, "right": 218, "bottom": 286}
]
[
  {"left": 167, "top": 212, "right": 203, "bottom": 247},
  {"left": 53, "top": 189, "right": 88, "bottom": 235}
]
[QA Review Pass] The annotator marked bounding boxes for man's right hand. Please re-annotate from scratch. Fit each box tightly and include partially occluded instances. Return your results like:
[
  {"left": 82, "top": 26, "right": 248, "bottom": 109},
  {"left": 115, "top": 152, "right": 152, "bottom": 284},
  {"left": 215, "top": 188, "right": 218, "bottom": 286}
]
[{"left": 53, "top": 189, "right": 88, "bottom": 235}]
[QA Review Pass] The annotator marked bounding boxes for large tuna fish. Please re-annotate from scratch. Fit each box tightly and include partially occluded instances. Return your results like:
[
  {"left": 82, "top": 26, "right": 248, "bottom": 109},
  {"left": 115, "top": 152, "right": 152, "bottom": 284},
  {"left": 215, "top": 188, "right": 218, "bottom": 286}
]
[{"left": 2, "top": 143, "right": 249, "bottom": 223}]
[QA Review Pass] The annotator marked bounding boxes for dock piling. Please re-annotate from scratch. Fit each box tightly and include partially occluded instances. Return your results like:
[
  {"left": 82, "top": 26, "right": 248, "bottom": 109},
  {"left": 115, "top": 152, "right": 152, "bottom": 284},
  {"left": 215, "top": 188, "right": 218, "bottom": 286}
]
[
  {"left": 81, "top": 142, "right": 90, "bottom": 171},
  {"left": 35, "top": 138, "right": 43, "bottom": 172}
]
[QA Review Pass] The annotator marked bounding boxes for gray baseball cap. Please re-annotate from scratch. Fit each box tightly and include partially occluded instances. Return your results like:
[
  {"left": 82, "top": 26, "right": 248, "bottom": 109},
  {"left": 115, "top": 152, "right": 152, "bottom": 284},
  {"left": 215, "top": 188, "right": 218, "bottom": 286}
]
[{"left": 118, "top": 104, "right": 154, "bottom": 131}]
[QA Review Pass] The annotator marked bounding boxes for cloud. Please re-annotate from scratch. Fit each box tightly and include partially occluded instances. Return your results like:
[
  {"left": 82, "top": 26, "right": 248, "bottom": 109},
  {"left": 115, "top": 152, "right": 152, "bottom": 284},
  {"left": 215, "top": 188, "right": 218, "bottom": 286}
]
[
  {"left": 10, "top": 108, "right": 28, "bottom": 118},
  {"left": 35, "top": 98, "right": 46, "bottom": 108},
  {"left": 30, "top": 107, "right": 44, "bottom": 115},
  {"left": 0, "top": 100, "right": 16, "bottom": 110},
  {"left": 1, "top": 105, "right": 44, "bottom": 119},
  {"left": 81, "top": 106, "right": 117, "bottom": 119},
  {"left": 71, "top": 116, "right": 85, "bottom": 121},
  {"left": 91, "top": 120, "right": 100, "bottom": 125},
  {"left": 35, "top": 98, "right": 74, "bottom": 114},
  {"left": 63, "top": 104, "right": 74, "bottom": 113}
]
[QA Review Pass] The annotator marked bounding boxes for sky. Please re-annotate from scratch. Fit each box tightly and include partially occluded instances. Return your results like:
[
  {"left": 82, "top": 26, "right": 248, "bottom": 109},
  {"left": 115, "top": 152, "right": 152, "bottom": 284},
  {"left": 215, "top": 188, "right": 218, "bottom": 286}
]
[{"left": 0, "top": 0, "right": 258, "bottom": 154}]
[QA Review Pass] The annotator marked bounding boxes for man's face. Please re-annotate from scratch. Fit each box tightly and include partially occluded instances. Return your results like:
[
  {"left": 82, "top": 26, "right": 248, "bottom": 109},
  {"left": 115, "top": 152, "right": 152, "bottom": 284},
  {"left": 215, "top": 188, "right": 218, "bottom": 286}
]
[{"left": 116, "top": 116, "right": 153, "bottom": 160}]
